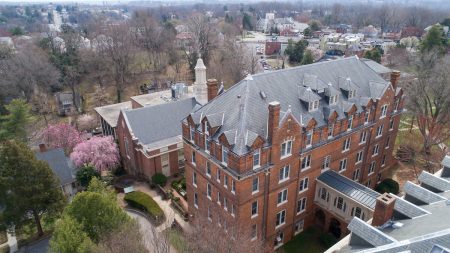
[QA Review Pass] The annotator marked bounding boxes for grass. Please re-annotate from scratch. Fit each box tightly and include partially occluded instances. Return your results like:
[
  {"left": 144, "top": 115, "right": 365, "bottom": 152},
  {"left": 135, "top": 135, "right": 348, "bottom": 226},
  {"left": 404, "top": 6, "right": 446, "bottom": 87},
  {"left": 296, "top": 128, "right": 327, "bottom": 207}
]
[
  {"left": 0, "top": 245, "right": 9, "bottom": 253},
  {"left": 165, "top": 228, "right": 187, "bottom": 252},
  {"left": 0, "top": 230, "right": 7, "bottom": 244},
  {"left": 280, "top": 227, "right": 336, "bottom": 253}
]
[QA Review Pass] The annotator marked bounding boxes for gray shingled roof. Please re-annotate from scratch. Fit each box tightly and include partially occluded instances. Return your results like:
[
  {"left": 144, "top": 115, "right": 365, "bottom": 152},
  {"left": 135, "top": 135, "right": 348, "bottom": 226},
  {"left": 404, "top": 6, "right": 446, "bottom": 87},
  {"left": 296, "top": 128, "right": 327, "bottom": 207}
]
[
  {"left": 124, "top": 98, "right": 199, "bottom": 146},
  {"left": 442, "top": 155, "right": 450, "bottom": 169},
  {"left": 317, "top": 170, "right": 381, "bottom": 209},
  {"left": 94, "top": 101, "right": 132, "bottom": 128},
  {"left": 361, "top": 58, "right": 393, "bottom": 74},
  {"left": 189, "top": 57, "right": 390, "bottom": 155},
  {"left": 35, "top": 148, "right": 75, "bottom": 186},
  {"left": 404, "top": 181, "right": 447, "bottom": 204},
  {"left": 419, "top": 171, "right": 450, "bottom": 193},
  {"left": 391, "top": 194, "right": 430, "bottom": 219},
  {"left": 347, "top": 218, "right": 397, "bottom": 247}
]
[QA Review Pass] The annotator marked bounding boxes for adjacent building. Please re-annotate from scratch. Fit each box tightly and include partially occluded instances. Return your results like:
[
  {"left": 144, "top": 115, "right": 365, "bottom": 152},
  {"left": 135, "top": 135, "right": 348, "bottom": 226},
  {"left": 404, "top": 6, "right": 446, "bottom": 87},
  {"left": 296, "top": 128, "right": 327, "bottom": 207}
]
[
  {"left": 328, "top": 155, "right": 450, "bottom": 253},
  {"left": 182, "top": 56, "right": 404, "bottom": 250}
]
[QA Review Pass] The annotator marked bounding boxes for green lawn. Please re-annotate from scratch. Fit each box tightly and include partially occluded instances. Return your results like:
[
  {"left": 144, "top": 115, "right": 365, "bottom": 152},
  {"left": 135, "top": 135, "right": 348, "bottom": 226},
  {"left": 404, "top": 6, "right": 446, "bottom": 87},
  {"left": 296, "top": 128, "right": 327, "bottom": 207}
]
[{"left": 280, "top": 227, "right": 337, "bottom": 253}]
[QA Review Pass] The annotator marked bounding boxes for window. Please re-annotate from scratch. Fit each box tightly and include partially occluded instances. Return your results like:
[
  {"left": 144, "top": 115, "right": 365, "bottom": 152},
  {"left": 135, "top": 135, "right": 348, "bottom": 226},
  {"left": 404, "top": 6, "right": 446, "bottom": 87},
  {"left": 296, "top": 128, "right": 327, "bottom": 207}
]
[
  {"left": 327, "top": 124, "right": 334, "bottom": 138},
  {"left": 251, "top": 201, "right": 258, "bottom": 218},
  {"left": 301, "top": 155, "right": 312, "bottom": 170},
  {"left": 251, "top": 224, "right": 257, "bottom": 241},
  {"left": 309, "top": 100, "right": 319, "bottom": 111},
  {"left": 231, "top": 180, "right": 236, "bottom": 194},
  {"left": 389, "top": 119, "right": 394, "bottom": 130},
  {"left": 207, "top": 206, "right": 212, "bottom": 221},
  {"left": 335, "top": 197, "right": 346, "bottom": 212},
  {"left": 224, "top": 197, "right": 228, "bottom": 211},
  {"left": 369, "top": 161, "right": 375, "bottom": 174},
  {"left": 252, "top": 177, "right": 259, "bottom": 194},
  {"left": 376, "top": 125, "right": 384, "bottom": 138},
  {"left": 224, "top": 175, "right": 228, "bottom": 188},
  {"left": 330, "top": 95, "right": 338, "bottom": 105},
  {"left": 348, "top": 90, "right": 356, "bottom": 99},
  {"left": 366, "top": 179, "right": 371, "bottom": 187},
  {"left": 190, "top": 126, "right": 195, "bottom": 141},
  {"left": 394, "top": 99, "right": 400, "bottom": 111},
  {"left": 382, "top": 155, "right": 386, "bottom": 167},
  {"left": 385, "top": 136, "right": 391, "bottom": 149},
  {"left": 193, "top": 171, "right": 197, "bottom": 187},
  {"left": 377, "top": 173, "right": 382, "bottom": 183},
  {"left": 281, "top": 140, "right": 293, "bottom": 158},
  {"left": 207, "top": 183, "right": 212, "bottom": 199},
  {"left": 322, "top": 155, "right": 331, "bottom": 171},
  {"left": 194, "top": 192, "right": 198, "bottom": 208},
  {"left": 356, "top": 150, "right": 363, "bottom": 164},
  {"left": 353, "top": 168, "right": 360, "bottom": 181},
  {"left": 339, "top": 158, "right": 347, "bottom": 171},
  {"left": 297, "top": 197, "right": 307, "bottom": 214},
  {"left": 351, "top": 207, "right": 363, "bottom": 219},
  {"left": 277, "top": 189, "right": 288, "bottom": 205},
  {"left": 343, "top": 138, "right": 351, "bottom": 151},
  {"left": 205, "top": 136, "right": 210, "bottom": 153},
  {"left": 359, "top": 131, "right": 367, "bottom": 144},
  {"left": 305, "top": 130, "right": 313, "bottom": 147},
  {"left": 347, "top": 115, "right": 353, "bottom": 130},
  {"left": 279, "top": 165, "right": 290, "bottom": 182},
  {"left": 217, "top": 192, "right": 221, "bottom": 205},
  {"left": 372, "top": 144, "right": 379, "bottom": 156},
  {"left": 276, "top": 210, "right": 286, "bottom": 227},
  {"left": 253, "top": 149, "right": 260, "bottom": 169},
  {"left": 217, "top": 169, "right": 221, "bottom": 183},
  {"left": 222, "top": 146, "right": 228, "bottom": 165},
  {"left": 124, "top": 137, "right": 130, "bottom": 157},
  {"left": 364, "top": 109, "right": 371, "bottom": 124},
  {"left": 299, "top": 177, "right": 309, "bottom": 192},
  {"left": 206, "top": 162, "right": 211, "bottom": 177},
  {"left": 319, "top": 188, "right": 328, "bottom": 201},
  {"left": 380, "top": 104, "right": 388, "bottom": 118},
  {"left": 295, "top": 220, "right": 305, "bottom": 234},
  {"left": 231, "top": 204, "right": 236, "bottom": 217},
  {"left": 192, "top": 151, "right": 196, "bottom": 164},
  {"left": 274, "top": 232, "right": 284, "bottom": 248}
]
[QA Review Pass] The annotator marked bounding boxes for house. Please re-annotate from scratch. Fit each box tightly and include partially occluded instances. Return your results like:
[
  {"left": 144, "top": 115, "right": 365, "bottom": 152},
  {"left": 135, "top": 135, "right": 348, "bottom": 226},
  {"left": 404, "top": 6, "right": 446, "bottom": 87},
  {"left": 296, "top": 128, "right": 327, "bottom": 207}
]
[
  {"left": 336, "top": 24, "right": 352, "bottom": 34},
  {"left": 265, "top": 41, "right": 282, "bottom": 55},
  {"left": 327, "top": 155, "right": 450, "bottom": 253},
  {"left": 55, "top": 92, "right": 82, "bottom": 116},
  {"left": 401, "top": 26, "right": 424, "bottom": 38},
  {"left": 175, "top": 32, "right": 192, "bottom": 48},
  {"left": 182, "top": 56, "right": 404, "bottom": 250},
  {"left": 35, "top": 144, "right": 78, "bottom": 200}
]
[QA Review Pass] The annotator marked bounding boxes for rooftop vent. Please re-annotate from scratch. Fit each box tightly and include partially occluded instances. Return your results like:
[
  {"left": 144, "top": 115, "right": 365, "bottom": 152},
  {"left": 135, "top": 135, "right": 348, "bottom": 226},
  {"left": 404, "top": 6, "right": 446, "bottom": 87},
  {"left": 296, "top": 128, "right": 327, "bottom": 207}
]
[{"left": 260, "top": 91, "right": 267, "bottom": 99}]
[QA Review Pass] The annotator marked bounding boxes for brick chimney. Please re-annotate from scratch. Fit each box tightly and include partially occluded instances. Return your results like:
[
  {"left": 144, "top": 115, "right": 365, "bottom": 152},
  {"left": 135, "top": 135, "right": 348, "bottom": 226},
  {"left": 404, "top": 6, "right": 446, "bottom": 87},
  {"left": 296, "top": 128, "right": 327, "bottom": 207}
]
[
  {"left": 372, "top": 193, "right": 396, "bottom": 227},
  {"left": 206, "top": 79, "right": 219, "bottom": 102},
  {"left": 39, "top": 143, "right": 47, "bottom": 153},
  {"left": 390, "top": 71, "right": 401, "bottom": 89},
  {"left": 268, "top": 101, "right": 281, "bottom": 144}
]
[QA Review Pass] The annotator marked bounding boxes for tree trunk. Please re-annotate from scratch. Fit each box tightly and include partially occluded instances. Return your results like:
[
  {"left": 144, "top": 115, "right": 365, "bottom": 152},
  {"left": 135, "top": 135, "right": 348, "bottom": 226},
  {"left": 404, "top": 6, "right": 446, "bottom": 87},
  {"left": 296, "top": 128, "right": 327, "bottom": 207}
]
[{"left": 33, "top": 210, "right": 44, "bottom": 237}]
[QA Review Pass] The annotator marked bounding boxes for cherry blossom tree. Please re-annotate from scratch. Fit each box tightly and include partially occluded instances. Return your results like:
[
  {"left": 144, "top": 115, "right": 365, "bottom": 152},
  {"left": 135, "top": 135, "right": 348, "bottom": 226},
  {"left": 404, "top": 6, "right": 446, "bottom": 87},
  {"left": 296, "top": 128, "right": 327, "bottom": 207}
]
[
  {"left": 70, "top": 136, "right": 119, "bottom": 172},
  {"left": 40, "top": 123, "right": 83, "bottom": 154}
]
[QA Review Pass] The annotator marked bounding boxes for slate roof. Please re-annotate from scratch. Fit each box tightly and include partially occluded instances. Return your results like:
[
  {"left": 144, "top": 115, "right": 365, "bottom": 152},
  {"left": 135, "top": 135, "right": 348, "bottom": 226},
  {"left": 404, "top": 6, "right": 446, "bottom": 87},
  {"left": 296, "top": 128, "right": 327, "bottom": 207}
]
[
  {"left": 442, "top": 155, "right": 450, "bottom": 169},
  {"left": 391, "top": 194, "right": 430, "bottom": 219},
  {"left": 35, "top": 148, "right": 75, "bottom": 186},
  {"left": 188, "top": 56, "right": 391, "bottom": 155},
  {"left": 347, "top": 218, "right": 397, "bottom": 247},
  {"left": 317, "top": 170, "right": 381, "bottom": 209},
  {"left": 419, "top": 171, "right": 450, "bottom": 192},
  {"left": 404, "top": 181, "right": 447, "bottom": 204},
  {"left": 361, "top": 58, "right": 393, "bottom": 75},
  {"left": 94, "top": 101, "right": 132, "bottom": 128},
  {"left": 123, "top": 97, "right": 199, "bottom": 148}
]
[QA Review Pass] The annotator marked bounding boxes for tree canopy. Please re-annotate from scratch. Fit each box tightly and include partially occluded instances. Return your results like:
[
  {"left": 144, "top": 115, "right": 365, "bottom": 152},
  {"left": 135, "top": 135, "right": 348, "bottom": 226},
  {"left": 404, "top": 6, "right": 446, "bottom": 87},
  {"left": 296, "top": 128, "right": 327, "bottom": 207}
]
[
  {"left": 284, "top": 39, "right": 309, "bottom": 64},
  {"left": 420, "top": 25, "right": 448, "bottom": 55},
  {"left": 70, "top": 136, "right": 120, "bottom": 172},
  {"left": 364, "top": 48, "right": 382, "bottom": 63},
  {"left": 0, "top": 140, "right": 66, "bottom": 236},
  {"left": 0, "top": 99, "right": 33, "bottom": 142},
  {"left": 76, "top": 164, "right": 101, "bottom": 188}
]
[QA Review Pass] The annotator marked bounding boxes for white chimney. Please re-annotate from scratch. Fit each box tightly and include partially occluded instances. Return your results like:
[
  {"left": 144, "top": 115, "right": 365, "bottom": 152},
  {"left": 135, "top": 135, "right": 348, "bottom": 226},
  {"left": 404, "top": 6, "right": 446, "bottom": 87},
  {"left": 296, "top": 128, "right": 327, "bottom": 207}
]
[{"left": 194, "top": 57, "right": 208, "bottom": 105}]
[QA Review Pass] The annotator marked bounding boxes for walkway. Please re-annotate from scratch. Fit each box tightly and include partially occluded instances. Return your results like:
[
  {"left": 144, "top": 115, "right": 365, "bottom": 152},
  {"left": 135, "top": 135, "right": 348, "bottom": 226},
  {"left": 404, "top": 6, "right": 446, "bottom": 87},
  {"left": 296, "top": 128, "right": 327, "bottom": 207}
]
[{"left": 0, "top": 230, "right": 18, "bottom": 253}]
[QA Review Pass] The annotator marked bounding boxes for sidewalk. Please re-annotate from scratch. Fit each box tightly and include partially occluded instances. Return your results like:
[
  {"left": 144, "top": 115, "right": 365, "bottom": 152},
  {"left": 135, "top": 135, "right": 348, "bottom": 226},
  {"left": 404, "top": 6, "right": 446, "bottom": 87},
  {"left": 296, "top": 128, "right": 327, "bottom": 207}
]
[{"left": 0, "top": 231, "right": 18, "bottom": 253}]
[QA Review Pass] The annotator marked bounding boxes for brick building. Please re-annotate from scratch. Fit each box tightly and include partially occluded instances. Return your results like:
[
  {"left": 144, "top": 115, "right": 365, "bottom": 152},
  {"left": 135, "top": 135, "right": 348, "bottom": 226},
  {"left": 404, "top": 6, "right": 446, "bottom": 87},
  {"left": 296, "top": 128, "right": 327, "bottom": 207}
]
[{"left": 182, "top": 56, "right": 404, "bottom": 250}]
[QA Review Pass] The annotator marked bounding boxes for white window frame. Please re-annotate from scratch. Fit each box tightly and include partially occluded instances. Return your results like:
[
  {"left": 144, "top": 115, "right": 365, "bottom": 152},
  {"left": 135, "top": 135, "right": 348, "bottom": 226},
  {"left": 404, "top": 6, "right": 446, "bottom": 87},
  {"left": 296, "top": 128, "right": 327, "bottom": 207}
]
[
  {"left": 190, "top": 126, "right": 195, "bottom": 142},
  {"left": 224, "top": 174, "right": 228, "bottom": 188},
  {"left": 372, "top": 144, "right": 379, "bottom": 157},
  {"left": 308, "top": 100, "right": 319, "bottom": 111},
  {"left": 343, "top": 138, "right": 351, "bottom": 152},
  {"left": 327, "top": 124, "right": 334, "bottom": 139},
  {"left": 368, "top": 161, "right": 376, "bottom": 175},
  {"left": 365, "top": 109, "right": 371, "bottom": 124},
  {"left": 216, "top": 169, "right": 221, "bottom": 183},
  {"left": 205, "top": 134, "right": 210, "bottom": 154},
  {"left": 251, "top": 201, "right": 258, "bottom": 218},
  {"left": 339, "top": 158, "right": 347, "bottom": 172},
  {"left": 281, "top": 140, "right": 293, "bottom": 158},
  {"left": 380, "top": 104, "right": 388, "bottom": 119},
  {"left": 276, "top": 210, "right": 286, "bottom": 228},
  {"left": 252, "top": 177, "right": 259, "bottom": 194},
  {"left": 277, "top": 188, "right": 288, "bottom": 206},
  {"left": 305, "top": 130, "right": 313, "bottom": 147},
  {"left": 193, "top": 171, "right": 197, "bottom": 187},
  {"left": 297, "top": 197, "right": 307, "bottom": 214},
  {"left": 301, "top": 154, "right": 312, "bottom": 170},
  {"left": 279, "top": 165, "right": 290, "bottom": 183},
  {"left": 207, "top": 183, "right": 212, "bottom": 200},
  {"left": 382, "top": 155, "right": 386, "bottom": 167},
  {"left": 192, "top": 151, "right": 196, "bottom": 165},
  {"left": 376, "top": 124, "right": 384, "bottom": 138},
  {"left": 251, "top": 224, "right": 257, "bottom": 241},
  {"left": 389, "top": 119, "right": 394, "bottom": 130},
  {"left": 347, "top": 115, "right": 353, "bottom": 131},
  {"left": 385, "top": 136, "right": 390, "bottom": 149},
  {"left": 222, "top": 146, "right": 228, "bottom": 165},
  {"left": 356, "top": 150, "right": 363, "bottom": 164},
  {"left": 206, "top": 162, "right": 211, "bottom": 178},
  {"left": 322, "top": 155, "right": 331, "bottom": 171},
  {"left": 217, "top": 192, "right": 221, "bottom": 205},
  {"left": 359, "top": 131, "right": 367, "bottom": 144},
  {"left": 253, "top": 149, "right": 261, "bottom": 169},
  {"left": 231, "top": 180, "right": 236, "bottom": 194},
  {"left": 194, "top": 192, "right": 198, "bottom": 208},
  {"left": 353, "top": 168, "right": 360, "bottom": 181},
  {"left": 294, "top": 220, "right": 305, "bottom": 234},
  {"left": 299, "top": 177, "right": 309, "bottom": 193}
]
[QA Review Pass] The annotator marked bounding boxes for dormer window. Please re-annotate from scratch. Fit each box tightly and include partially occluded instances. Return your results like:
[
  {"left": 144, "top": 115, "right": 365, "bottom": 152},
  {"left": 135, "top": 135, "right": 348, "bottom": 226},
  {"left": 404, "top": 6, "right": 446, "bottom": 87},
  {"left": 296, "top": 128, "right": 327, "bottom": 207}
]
[
  {"left": 204, "top": 121, "right": 209, "bottom": 135},
  {"left": 190, "top": 126, "right": 195, "bottom": 142},
  {"left": 308, "top": 100, "right": 319, "bottom": 111},
  {"left": 253, "top": 149, "right": 260, "bottom": 169},
  {"left": 329, "top": 95, "right": 338, "bottom": 105},
  {"left": 348, "top": 90, "right": 356, "bottom": 99},
  {"left": 347, "top": 115, "right": 353, "bottom": 131},
  {"left": 222, "top": 146, "right": 228, "bottom": 166}
]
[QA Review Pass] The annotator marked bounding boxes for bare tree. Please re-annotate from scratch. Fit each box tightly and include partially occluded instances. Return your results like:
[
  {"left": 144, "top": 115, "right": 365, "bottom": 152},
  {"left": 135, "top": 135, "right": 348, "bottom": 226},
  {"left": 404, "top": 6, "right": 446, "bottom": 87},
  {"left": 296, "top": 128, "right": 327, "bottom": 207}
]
[
  {"left": 95, "top": 221, "right": 147, "bottom": 253},
  {"left": 97, "top": 22, "right": 135, "bottom": 103},
  {"left": 407, "top": 55, "right": 450, "bottom": 156}
]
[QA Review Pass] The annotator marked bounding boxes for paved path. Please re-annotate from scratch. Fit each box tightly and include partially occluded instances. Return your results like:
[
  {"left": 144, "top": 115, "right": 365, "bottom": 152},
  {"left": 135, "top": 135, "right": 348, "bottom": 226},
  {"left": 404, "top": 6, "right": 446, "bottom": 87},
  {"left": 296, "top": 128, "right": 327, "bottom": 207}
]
[{"left": 0, "top": 230, "right": 18, "bottom": 253}]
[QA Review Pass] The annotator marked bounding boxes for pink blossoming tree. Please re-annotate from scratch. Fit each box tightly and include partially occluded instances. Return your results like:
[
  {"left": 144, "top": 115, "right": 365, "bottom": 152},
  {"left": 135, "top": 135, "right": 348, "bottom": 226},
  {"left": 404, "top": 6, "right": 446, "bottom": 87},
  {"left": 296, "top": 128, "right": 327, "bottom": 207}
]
[
  {"left": 70, "top": 136, "right": 120, "bottom": 172},
  {"left": 40, "top": 123, "right": 83, "bottom": 154}
]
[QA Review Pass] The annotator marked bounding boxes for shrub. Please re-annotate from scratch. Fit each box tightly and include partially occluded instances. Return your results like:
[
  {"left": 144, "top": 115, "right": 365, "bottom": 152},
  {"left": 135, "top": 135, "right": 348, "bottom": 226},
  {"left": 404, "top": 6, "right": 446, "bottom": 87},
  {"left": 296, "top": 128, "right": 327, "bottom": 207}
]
[
  {"left": 151, "top": 173, "right": 167, "bottom": 187},
  {"left": 319, "top": 233, "right": 337, "bottom": 248},
  {"left": 375, "top": 178, "right": 400, "bottom": 194},
  {"left": 124, "top": 191, "right": 165, "bottom": 224}
]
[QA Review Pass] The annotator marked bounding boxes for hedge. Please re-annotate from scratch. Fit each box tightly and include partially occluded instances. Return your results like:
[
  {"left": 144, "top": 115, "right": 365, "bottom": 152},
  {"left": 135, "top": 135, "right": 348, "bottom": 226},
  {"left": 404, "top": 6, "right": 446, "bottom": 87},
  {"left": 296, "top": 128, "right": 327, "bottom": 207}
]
[
  {"left": 125, "top": 191, "right": 165, "bottom": 224},
  {"left": 375, "top": 178, "right": 400, "bottom": 194},
  {"left": 151, "top": 173, "right": 168, "bottom": 187}
]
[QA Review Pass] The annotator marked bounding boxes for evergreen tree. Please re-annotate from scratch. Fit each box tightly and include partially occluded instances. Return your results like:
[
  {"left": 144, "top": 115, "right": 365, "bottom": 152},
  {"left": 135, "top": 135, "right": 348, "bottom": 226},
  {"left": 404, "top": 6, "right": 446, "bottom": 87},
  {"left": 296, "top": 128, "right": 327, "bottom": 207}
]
[
  {"left": 242, "top": 13, "right": 253, "bottom": 30},
  {"left": 0, "top": 140, "right": 66, "bottom": 237},
  {"left": 364, "top": 48, "right": 382, "bottom": 63},
  {"left": 284, "top": 39, "right": 309, "bottom": 64},
  {"left": 76, "top": 165, "right": 101, "bottom": 188},
  {"left": 420, "top": 25, "right": 448, "bottom": 55},
  {"left": 301, "top": 50, "right": 314, "bottom": 65},
  {"left": 0, "top": 99, "right": 33, "bottom": 142}
]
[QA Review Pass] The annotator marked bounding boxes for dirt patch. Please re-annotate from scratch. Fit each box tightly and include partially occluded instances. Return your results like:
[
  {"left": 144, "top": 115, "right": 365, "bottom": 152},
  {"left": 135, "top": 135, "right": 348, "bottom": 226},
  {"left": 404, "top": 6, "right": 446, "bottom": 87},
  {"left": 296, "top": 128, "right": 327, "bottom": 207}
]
[{"left": 389, "top": 161, "right": 422, "bottom": 194}]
